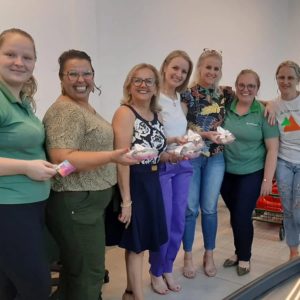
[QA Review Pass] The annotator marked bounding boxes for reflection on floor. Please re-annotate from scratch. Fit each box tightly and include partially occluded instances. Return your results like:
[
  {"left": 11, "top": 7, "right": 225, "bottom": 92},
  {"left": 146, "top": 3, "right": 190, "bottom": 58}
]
[
  {"left": 263, "top": 276, "right": 300, "bottom": 300},
  {"left": 102, "top": 200, "right": 289, "bottom": 300}
]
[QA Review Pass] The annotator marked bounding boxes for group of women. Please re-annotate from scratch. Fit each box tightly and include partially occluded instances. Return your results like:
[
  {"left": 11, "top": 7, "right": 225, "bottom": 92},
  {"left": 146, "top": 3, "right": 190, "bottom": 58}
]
[{"left": 0, "top": 27, "right": 299, "bottom": 300}]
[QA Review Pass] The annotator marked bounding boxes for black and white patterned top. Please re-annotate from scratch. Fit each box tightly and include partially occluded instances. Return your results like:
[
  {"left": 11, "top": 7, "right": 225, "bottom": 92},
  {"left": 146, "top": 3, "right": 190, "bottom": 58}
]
[{"left": 124, "top": 104, "right": 167, "bottom": 164}]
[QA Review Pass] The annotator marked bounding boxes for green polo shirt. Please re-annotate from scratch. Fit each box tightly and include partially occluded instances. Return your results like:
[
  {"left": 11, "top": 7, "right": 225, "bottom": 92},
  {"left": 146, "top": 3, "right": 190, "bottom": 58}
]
[
  {"left": 0, "top": 82, "right": 50, "bottom": 204},
  {"left": 223, "top": 99, "right": 279, "bottom": 175}
]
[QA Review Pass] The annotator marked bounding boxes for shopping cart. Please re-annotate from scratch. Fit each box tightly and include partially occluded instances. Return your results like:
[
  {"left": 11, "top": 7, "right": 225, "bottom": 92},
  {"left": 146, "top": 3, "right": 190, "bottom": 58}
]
[{"left": 252, "top": 181, "right": 285, "bottom": 240}]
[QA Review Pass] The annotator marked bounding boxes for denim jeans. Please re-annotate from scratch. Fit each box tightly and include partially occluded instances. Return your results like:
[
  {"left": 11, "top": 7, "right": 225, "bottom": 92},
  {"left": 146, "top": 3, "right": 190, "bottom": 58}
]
[
  {"left": 276, "top": 158, "right": 300, "bottom": 247},
  {"left": 182, "top": 152, "right": 225, "bottom": 251}
]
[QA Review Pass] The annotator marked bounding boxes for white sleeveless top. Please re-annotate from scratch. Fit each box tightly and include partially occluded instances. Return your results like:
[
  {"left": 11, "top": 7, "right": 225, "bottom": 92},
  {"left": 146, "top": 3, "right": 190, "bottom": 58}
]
[{"left": 159, "top": 92, "right": 187, "bottom": 138}]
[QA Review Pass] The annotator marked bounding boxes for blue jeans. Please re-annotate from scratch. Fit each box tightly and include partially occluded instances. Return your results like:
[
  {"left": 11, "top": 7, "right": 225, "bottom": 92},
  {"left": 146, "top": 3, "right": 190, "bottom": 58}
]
[
  {"left": 182, "top": 153, "right": 225, "bottom": 251},
  {"left": 276, "top": 158, "right": 300, "bottom": 247}
]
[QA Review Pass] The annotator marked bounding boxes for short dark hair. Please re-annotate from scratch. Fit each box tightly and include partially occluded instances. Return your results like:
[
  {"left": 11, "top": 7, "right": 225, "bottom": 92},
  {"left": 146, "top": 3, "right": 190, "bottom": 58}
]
[{"left": 58, "top": 49, "right": 94, "bottom": 80}]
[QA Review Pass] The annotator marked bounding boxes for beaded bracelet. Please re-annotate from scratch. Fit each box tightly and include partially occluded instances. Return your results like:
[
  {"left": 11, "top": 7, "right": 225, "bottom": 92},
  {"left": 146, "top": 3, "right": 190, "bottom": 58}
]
[{"left": 121, "top": 201, "right": 132, "bottom": 208}]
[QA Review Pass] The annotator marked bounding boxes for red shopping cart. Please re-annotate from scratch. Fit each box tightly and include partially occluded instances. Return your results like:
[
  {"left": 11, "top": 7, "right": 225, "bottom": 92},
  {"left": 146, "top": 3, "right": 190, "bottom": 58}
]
[{"left": 252, "top": 181, "right": 285, "bottom": 240}]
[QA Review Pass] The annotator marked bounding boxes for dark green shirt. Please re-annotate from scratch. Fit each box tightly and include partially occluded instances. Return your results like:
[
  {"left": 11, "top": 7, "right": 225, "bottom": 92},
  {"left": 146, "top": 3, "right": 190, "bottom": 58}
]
[
  {"left": 0, "top": 82, "right": 50, "bottom": 204},
  {"left": 223, "top": 99, "right": 279, "bottom": 174}
]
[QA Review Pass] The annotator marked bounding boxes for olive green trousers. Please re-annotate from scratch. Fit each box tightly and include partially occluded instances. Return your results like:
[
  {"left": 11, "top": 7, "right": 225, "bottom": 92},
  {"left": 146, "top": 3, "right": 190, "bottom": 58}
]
[{"left": 47, "top": 188, "right": 112, "bottom": 300}]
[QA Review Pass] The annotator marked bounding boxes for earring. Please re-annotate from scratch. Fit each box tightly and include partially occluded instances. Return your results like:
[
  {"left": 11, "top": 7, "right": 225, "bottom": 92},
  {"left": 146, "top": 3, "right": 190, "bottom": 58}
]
[{"left": 61, "top": 83, "right": 65, "bottom": 95}]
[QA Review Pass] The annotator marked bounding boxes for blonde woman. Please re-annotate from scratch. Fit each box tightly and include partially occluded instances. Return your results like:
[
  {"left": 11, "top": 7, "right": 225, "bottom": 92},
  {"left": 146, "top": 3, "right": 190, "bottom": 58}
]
[
  {"left": 0, "top": 28, "right": 56, "bottom": 300},
  {"left": 149, "top": 50, "right": 193, "bottom": 294},
  {"left": 181, "top": 49, "right": 233, "bottom": 278},
  {"left": 274, "top": 61, "right": 300, "bottom": 260},
  {"left": 113, "top": 63, "right": 168, "bottom": 300}
]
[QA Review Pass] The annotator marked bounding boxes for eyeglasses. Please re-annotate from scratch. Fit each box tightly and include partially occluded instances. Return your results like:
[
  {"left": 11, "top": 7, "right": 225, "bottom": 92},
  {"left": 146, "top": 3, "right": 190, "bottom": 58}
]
[
  {"left": 237, "top": 83, "right": 257, "bottom": 91},
  {"left": 63, "top": 70, "right": 94, "bottom": 81},
  {"left": 131, "top": 77, "right": 156, "bottom": 87}
]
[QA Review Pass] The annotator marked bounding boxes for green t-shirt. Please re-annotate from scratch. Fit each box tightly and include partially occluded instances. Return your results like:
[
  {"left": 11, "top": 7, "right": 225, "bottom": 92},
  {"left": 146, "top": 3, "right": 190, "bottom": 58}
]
[
  {"left": 0, "top": 82, "right": 50, "bottom": 204},
  {"left": 223, "top": 99, "right": 279, "bottom": 175}
]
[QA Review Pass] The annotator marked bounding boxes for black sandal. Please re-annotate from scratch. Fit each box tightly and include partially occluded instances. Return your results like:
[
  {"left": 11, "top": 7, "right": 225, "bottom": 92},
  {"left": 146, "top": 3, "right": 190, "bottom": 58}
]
[{"left": 125, "top": 289, "right": 133, "bottom": 294}]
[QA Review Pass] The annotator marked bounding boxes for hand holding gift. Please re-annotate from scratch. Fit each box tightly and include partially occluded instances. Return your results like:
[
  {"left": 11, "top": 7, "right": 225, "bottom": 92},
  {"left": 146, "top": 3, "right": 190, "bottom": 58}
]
[
  {"left": 167, "top": 130, "right": 209, "bottom": 159},
  {"left": 126, "top": 144, "right": 158, "bottom": 161},
  {"left": 216, "top": 126, "right": 236, "bottom": 144},
  {"left": 55, "top": 160, "right": 76, "bottom": 177}
]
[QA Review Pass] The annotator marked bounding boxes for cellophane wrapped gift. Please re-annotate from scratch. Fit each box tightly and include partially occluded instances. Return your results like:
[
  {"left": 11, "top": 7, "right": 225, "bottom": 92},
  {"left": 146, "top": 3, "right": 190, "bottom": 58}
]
[
  {"left": 216, "top": 126, "right": 236, "bottom": 144},
  {"left": 167, "top": 129, "right": 209, "bottom": 159},
  {"left": 126, "top": 144, "right": 159, "bottom": 161}
]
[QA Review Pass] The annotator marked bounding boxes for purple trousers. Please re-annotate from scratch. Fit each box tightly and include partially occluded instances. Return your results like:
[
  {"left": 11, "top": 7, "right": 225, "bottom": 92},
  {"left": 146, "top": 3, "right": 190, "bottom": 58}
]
[{"left": 149, "top": 160, "right": 193, "bottom": 276}]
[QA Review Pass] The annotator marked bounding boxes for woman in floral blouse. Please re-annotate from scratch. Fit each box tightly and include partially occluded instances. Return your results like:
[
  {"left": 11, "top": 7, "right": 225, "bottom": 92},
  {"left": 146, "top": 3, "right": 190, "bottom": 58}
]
[{"left": 181, "top": 49, "right": 232, "bottom": 278}]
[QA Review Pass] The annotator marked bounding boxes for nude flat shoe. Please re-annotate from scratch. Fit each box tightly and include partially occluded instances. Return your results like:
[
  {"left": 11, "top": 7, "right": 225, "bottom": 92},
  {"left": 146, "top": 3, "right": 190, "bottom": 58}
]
[
  {"left": 163, "top": 273, "right": 181, "bottom": 292},
  {"left": 203, "top": 254, "right": 217, "bottom": 277}
]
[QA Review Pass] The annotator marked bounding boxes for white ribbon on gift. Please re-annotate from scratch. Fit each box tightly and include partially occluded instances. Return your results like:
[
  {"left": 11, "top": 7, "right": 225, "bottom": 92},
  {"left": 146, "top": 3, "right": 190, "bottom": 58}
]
[{"left": 217, "top": 126, "right": 232, "bottom": 138}]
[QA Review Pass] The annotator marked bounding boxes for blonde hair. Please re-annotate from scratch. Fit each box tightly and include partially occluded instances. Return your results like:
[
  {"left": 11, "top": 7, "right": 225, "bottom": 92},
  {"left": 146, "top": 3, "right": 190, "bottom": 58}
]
[
  {"left": 121, "top": 63, "right": 161, "bottom": 113},
  {"left": 0, "top": 28, "right": 37, "bottom": 110},
  {"left": 191, "top": 49, "right": 222, "bottom": 88},
  {"left": 160, "top": 50, "right": 193, "bottom": 93},
  {"left": 275, "top": 60, "right": 300, "bottom": 82},
  {"left": 235, "top": 69, "right": 261, "bottom": 90}
]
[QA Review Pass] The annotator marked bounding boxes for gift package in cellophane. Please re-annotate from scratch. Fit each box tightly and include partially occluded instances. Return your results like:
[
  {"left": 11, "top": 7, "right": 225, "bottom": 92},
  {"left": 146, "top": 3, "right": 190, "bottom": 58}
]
[
  {"left": 216, "top": 126, "right": 236, "bottom": 144},
  {"left": 126, "top": 144, "right": 159, "bottom": 161},
  {"left": 166, "top": 129, "right": 209, "bottom": 159}
]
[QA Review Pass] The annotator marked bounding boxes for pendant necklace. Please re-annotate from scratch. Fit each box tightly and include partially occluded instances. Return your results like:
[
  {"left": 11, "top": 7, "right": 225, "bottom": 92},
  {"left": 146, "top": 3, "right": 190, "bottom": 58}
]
[{"left": 164, "top": 91, "right": 177, "bottom": 107}]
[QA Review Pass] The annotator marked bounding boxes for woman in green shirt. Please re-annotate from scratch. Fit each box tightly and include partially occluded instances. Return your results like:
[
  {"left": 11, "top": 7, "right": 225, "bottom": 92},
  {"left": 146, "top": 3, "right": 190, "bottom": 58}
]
[
  {"left": 0, "top": 28, "right": 57, "bottom": 300},
  {"left": 221, "top": 69, "right": 279, "bottom": 275}
]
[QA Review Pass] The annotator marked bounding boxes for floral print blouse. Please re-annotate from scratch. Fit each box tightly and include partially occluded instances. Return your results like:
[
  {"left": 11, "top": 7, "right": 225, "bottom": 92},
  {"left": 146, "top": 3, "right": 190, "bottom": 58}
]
[{"left": 181, "top": 84, "right": 233, "bottom": 156}]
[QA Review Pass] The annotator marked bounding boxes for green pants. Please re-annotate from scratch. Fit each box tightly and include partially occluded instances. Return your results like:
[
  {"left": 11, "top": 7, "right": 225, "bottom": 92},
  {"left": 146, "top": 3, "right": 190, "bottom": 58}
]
[{"left": 46, "top": 189, "right": 112, "bottom": 300}]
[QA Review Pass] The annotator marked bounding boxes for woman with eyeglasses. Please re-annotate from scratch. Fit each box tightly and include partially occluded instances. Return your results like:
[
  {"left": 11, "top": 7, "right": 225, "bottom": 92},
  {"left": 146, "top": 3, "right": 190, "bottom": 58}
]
[
  {"left": 112, "top": 63, "right": 168, "bottom": 300},
  {"left": 220, "top": 69, "right": 279, "bottom": 275},
  {"left": 43, "top": 49, "right": 137, "bottom": 300},
  {"left": 273, "top": 61, "right": 300, "bottom": 260},
  {"left": 181, "top": 49, "right": 234, "bottom": 278},
  {"left": 0, "top": 28, "right": 57, "bottom": 300}
]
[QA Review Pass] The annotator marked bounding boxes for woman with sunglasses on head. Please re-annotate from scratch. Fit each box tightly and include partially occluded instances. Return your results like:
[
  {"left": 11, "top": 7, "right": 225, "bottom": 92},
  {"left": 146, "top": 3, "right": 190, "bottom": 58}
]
[
  {"left": 0, "top": 28, "right": 57, "bottom": 300},
  {"left": 220, "top": 69, "right": 279, "bottom": 275},
  {"left": 181, "top": 49, "right": 234, "bottom": 278},
  {"left": 112, "top": 63, "right": 168, "bottom": 300},
  {"left": 273, "top": 61, "right": 300, "bottom": 260},
  {"left": 148, "top": 50, "right": 193, "bottom": 295},
  {"left": 43, "top": 49, "right": 137, "bottom": 300}
]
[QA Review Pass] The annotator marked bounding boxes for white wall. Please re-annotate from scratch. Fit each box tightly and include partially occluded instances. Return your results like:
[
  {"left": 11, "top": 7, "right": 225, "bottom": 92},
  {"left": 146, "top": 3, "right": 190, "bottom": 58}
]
[
  {"left": 288, "top": 0, "right": 300, "bottom": 63},
  {"left": 0, "top": 0, "right": 297, "bottom": 119}
]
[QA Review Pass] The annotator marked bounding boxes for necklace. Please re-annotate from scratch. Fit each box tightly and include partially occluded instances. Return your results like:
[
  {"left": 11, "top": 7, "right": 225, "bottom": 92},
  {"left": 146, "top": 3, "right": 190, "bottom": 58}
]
[{"left": 162, "top": 91, "right": 177, "bottom": 106}]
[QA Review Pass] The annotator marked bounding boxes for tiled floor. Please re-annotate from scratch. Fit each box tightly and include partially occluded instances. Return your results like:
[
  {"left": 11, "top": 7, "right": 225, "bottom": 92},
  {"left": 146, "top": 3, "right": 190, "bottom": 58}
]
[{"left": 102, "top": 200, "right": 290, "bottom": 300}]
